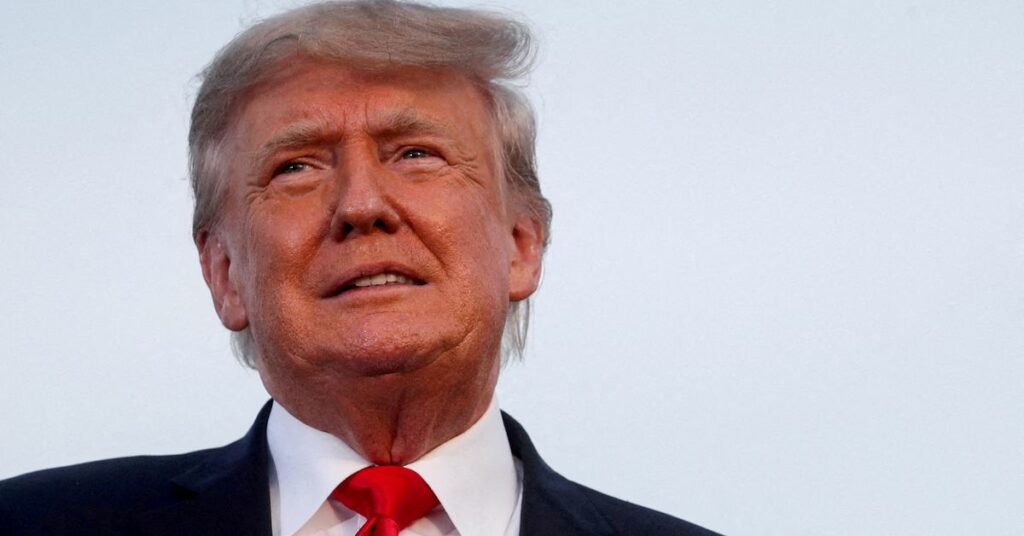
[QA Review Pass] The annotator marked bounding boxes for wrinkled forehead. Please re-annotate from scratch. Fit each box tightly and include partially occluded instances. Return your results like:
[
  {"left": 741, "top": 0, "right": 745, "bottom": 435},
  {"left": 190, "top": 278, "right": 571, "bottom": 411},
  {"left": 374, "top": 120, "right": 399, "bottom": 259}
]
[
  {"left": 232, "top": 56, "right": 497, "bottom": 137},
  {"left": 227, "top": 58, "right": 500, "bottom": 163},
  {"left": 217, "top": 57, "right": 507, "bottom": 195}
]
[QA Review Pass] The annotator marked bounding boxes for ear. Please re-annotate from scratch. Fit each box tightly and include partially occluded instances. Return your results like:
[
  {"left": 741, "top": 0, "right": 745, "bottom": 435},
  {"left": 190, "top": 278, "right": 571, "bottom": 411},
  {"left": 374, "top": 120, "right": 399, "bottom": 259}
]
[
  {"left": 197, "top": 230, "right": 249, "bottom": 331},
  {"left": 508, "top": 212, "right": 545, "bottom": 302}
]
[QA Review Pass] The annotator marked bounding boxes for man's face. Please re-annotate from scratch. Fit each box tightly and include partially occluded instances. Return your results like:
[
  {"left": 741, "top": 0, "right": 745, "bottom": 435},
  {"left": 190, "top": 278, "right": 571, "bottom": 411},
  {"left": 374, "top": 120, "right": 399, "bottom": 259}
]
[{"left": 200, "top": 58, "right": 543, "bottom": 383}]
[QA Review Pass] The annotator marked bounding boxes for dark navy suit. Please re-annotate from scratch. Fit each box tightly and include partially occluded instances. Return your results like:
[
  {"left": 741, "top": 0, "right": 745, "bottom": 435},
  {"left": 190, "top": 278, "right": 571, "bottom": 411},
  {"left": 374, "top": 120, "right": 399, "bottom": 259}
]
[{"left": 0, "top": 402, "right": 721, "bottom": 535}]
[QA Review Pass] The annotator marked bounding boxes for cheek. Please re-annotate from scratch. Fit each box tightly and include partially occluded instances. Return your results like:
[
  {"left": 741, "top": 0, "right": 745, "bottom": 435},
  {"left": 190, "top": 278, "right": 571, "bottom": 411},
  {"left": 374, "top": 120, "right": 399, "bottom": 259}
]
[
  {"left": 427, "top": 191, "right": 511, "bottom": 295},
  {"left": 240, "top": 198, "right": 329, "bottom": 307}
]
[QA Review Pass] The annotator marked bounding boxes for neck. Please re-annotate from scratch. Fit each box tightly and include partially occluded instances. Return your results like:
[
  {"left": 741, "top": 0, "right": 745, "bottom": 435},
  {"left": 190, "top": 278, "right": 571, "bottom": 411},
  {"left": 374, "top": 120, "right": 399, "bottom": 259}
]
[{"left": 261, "top": 352, "right": 500, "bottom": 465}]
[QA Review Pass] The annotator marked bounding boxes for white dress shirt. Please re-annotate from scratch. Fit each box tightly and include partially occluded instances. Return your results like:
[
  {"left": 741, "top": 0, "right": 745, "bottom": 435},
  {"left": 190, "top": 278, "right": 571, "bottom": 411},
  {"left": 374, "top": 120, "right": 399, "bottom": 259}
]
[{"left": 266, "top": 396, "right": 522, "bottom": 536}]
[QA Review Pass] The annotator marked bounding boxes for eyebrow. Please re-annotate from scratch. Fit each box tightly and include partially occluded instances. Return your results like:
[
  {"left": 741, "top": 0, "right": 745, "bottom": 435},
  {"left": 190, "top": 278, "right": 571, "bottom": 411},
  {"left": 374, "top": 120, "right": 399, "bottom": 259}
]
[
  {"left": 369, "top": 108, "right": 470, "bottom": 161},
  {"left": 250, "top": 107, "right": 462, "bottom": 172},
  {"left": 251, "top": 117, "right": 343, "bottom": 172},
  {"left": 371, "top": 108, "right": 457, "bottom": 141}
]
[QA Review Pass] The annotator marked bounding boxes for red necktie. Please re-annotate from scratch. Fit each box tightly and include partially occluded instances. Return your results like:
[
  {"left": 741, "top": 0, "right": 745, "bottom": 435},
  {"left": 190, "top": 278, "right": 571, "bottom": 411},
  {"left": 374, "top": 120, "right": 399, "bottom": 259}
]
[{"left": 331, "top": 466, "right": 440, "bottom": 536}]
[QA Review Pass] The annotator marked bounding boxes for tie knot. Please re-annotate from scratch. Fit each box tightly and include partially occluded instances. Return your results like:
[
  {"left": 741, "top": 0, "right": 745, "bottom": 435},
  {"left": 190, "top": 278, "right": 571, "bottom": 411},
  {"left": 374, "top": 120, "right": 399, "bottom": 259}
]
[{"left": 332, "top": 466, "right": 440, "bottom": 532}]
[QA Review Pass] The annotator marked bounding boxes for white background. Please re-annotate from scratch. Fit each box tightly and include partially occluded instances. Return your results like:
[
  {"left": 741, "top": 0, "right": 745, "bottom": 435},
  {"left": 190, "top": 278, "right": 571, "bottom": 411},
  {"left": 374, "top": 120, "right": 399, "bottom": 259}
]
[{"left": 2, "top": 1, "right": 1022, "bottom": 534}]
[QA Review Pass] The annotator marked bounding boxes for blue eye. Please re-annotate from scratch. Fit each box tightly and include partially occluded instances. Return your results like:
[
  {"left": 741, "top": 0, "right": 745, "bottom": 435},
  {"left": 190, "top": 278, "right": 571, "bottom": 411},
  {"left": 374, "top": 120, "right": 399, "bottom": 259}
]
[
  {"left": 401, "top": 148, "right": 431, "bottom": 159},
  {"left": 275, "top": 161, "right": 307, "bottom": 175}
]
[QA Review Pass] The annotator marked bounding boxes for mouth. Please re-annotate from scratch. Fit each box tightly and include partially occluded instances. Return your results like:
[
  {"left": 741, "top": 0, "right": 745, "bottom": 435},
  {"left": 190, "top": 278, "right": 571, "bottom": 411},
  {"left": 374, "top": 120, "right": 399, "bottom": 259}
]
[{"left": 326, "top": 266, "right": 427, "bottom": 298}]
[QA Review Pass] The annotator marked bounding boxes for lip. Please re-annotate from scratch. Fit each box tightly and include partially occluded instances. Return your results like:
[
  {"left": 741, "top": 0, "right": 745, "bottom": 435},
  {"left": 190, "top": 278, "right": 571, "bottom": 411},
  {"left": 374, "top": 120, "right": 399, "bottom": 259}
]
[{"left": 323, "top": 261, "right": 427, "bottom": 298}]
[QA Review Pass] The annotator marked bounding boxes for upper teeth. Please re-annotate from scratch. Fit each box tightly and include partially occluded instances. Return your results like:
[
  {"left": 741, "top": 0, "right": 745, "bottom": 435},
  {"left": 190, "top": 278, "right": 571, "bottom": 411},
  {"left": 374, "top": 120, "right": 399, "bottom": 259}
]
[{"left": 353, "top": 273, "right": 414, "bottom": 288}]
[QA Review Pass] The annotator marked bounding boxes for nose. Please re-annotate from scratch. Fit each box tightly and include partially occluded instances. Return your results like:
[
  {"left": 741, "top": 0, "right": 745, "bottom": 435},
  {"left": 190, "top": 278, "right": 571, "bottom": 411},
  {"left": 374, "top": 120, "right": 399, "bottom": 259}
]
[{"left": 329, "top": 146, "right": 401, "bottom": 241}]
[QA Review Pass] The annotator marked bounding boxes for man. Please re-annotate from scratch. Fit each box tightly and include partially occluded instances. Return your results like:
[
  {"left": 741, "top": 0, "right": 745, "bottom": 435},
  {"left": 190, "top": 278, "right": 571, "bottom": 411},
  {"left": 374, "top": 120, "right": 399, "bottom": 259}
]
[{"left": 0, "top": 1, "right": 720, "bottom": 535}]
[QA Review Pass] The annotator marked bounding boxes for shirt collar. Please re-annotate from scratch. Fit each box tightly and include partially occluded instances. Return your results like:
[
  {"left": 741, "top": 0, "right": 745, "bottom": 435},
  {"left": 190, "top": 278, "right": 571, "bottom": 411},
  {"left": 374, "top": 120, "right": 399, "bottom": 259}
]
[
  {"left": 266, "top": 396, "right": 519, "bottom": 536},
  {"left": 406, "top": 396, "right": 519, "bottom": 536},
  {"left": 266, "top": 402, "right": 368, "bottom": 536}
]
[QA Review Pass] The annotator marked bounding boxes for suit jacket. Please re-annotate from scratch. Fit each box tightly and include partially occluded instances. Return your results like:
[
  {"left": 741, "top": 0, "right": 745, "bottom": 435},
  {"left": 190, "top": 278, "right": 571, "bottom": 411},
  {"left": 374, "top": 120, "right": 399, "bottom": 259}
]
[{"left": 0, "top": 402, "right": 721, "bottom": 535}]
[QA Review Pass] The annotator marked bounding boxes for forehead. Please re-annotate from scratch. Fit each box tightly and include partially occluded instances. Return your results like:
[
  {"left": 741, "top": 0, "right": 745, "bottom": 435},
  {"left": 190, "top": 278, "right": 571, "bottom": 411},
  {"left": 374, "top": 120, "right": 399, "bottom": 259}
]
[{"left": 224, "top": 58, "right": 497, "bottom": 152}]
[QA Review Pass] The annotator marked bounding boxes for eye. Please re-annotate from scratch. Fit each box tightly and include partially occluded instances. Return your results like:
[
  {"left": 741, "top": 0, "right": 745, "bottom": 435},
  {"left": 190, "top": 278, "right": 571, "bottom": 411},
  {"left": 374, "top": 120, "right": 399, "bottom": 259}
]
[
  {"left": 274, "top": 161, "right": 308, "bottom": 176},
  {"left": 400, "top": 148, "right": 432, "bottom": 159}
]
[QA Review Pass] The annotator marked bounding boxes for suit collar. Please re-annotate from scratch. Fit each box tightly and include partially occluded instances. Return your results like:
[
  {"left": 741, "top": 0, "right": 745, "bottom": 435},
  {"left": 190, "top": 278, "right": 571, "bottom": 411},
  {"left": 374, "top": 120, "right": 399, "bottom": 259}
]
[
  {"left": 128, "top": 403, "right": 610, "bottom": 536},
  {"left": 501, "top": 412, "right": 616, "bottom": 536},
  {"left": 133, "top": 401, "right": 275, "bottom": 536}
]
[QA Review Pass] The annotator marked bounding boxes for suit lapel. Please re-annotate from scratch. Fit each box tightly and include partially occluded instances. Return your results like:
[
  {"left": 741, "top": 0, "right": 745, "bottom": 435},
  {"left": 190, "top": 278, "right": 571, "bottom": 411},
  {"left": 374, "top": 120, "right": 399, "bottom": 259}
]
[
  {"left": 132, "top": 401, "right": 275, "bottom": 536},
  {"left": 501, "top": 412, "right": 616, "bottom": 536},
  {"left": 124, "top": 405, "right": 611, "bottom": 535}
]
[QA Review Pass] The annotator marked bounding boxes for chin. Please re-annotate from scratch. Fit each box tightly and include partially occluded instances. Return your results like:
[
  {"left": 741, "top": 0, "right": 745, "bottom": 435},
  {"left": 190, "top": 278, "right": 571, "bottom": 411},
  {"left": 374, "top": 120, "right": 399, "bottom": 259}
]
[
  {"left": 309, "top": 331, "right": 447, "bottom": 377},
  {"left": 331, "top": 346, "right": 435, "bottom": 377}
]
